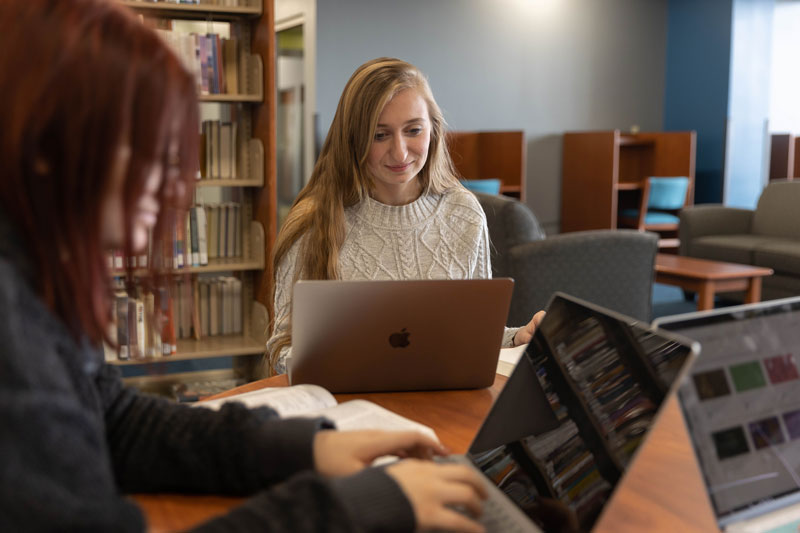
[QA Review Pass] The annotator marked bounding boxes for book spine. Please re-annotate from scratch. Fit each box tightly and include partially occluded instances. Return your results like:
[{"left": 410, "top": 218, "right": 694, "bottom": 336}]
[
  {"left": 207, "top": 204, "right": 218, "bottom": 259},
  {"left": 209, "top": 278, "right": 220, "bottom": 336},
  {"left": 162, "top": 286, "right": 176, "bottom": 355},
  {"left": 184, "top": 211, "right": 192, "bottom": 268},
  {"left": 226, "top": 203, "right": 237, "bottom": 258},
  {"left": 190, "top": 206, "right": 200, "bottom": 267},
  {"left": 195, "top": 205, "right": 208, "bottom": 266},
  {"left": 117, "top": 295, "right": 129, "bottom": 360},
  {"left": 127, "top": 298, "right": 139, "bottom": 359},
  {"left": 135, "top": 297, "right": 145, "bottom": 359}
]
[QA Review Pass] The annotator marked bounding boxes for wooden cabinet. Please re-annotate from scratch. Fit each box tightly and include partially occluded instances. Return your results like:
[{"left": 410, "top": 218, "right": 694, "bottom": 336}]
[
  {"left": 561, "top": 130, "right": 696, "bottom": 233},
  {"left": 115, "top": 0, "right": 275, "bottom": 395},
  {"left": 768, "top": 133, "right": 799, "bottom": 181},
  {"left": 447, "top": 130, "right": 526, "bottom": 201}
]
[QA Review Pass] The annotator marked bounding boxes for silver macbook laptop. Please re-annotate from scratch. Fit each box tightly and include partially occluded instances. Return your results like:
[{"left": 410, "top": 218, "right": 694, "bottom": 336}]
[
  {"left": 655, "top": 297, "right": 800, "bottom": 532},
  {"left": 289, "top": 279, "right": 514, "bottom": 392},
  {"left": 446, "top": 293, "right": 699, "bottom": 532}
]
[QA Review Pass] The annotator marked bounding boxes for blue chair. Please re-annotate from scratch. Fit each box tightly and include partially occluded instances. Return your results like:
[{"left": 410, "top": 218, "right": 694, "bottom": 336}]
[
  {"left": 461, "top": 178, "right": 502, "bottom": 195},
  {"left": 619, "top": 176, "right": 690, "bottom": 232}
]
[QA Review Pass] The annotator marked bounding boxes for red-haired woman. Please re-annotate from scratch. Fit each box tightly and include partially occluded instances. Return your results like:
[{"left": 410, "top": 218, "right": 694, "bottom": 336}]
[{"left": 0, "top": 1, "right": 487, "bottom": 531}]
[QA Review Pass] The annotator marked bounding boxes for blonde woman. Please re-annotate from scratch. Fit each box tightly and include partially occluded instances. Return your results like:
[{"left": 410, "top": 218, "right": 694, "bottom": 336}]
[{"left": 267, "top": 57, "right": 543, "bottom": 374}]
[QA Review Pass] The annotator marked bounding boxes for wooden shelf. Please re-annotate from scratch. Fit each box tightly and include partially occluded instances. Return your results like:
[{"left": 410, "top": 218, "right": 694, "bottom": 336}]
[
  {"left": 197, "top": 178, "right": 262, "bottom": 187},
  {"left": 199, "top": 93, "right": 261, "bottom": 103},
  {"left": 112, "top": 334, "right": 265, "bottom": 365},
  {"left": 447, "top": 130, "right": 526, "bottom": 202},
  {"left": 119, "top": 1, "right": 262, "bottom": 19},
  {"left": 561, "top": 130, "right": 696, "bottom": 233},
  {"left": 116, "top": 0, "right": 275, "bottom": 387},
  {"left": 122, "top": 368, "right": 239, "bottom": 395},
  {"left": 618, "top": 136, "right": 655, "bottom": 147},
  {"left": 111, "top": 220, "right": 265, "bottom": 276}
]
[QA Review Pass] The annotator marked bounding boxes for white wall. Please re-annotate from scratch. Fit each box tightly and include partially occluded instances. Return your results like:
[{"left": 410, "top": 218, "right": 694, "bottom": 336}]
[
  {"left": 769, "top": 0, "right": 800, "bottom": 133},
  {"left": 315, "top": 0, "right": 668, "bottom": 233}
]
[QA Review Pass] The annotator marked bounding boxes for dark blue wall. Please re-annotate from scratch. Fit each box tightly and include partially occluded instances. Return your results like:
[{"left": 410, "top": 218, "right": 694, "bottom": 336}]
[{"left": 664, "top": 0, "right": 733, "bottom": 204}]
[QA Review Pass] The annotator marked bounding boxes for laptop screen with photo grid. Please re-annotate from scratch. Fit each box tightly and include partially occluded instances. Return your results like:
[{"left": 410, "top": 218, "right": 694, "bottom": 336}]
[{"left": 656, "top": 297, "right": 800, "bottom": 524}]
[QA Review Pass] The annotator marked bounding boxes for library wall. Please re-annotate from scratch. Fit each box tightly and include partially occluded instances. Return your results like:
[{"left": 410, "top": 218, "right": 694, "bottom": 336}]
[{"left": 315, "top": 0, "right": 668, "bottom": 234}]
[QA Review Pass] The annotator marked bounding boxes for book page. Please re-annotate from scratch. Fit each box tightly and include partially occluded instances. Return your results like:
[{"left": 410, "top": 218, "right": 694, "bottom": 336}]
[
  {"left": 197, "top": 384, "right": 337, "bottom": 416},
  {"left": 305, "top": 399, "right": 438, "bottom": 442},
  {"left": 496, "top": 343, "right": 528, "bottom": 377}
]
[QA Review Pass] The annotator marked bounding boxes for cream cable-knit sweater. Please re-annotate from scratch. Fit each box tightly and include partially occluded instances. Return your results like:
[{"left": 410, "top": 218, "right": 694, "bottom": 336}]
[{"left": 268, "top": 187, "right": 520, "bottom": 374}]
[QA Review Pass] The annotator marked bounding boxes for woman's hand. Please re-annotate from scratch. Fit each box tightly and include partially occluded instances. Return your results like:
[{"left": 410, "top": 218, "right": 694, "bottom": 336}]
[
  {"left": 386, "top": 459, "right": 488, "bottom": 533},
  {"left": 313, "top": 430, "right": 448, "bottom": 477},
  {"left": 513, "top": 310, "right": 546, "bottom": 346}
]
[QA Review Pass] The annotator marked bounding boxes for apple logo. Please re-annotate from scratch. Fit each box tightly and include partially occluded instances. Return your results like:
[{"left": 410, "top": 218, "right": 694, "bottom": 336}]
[{"left": 388, "top": 328, "right": 410, "bottom": 348}]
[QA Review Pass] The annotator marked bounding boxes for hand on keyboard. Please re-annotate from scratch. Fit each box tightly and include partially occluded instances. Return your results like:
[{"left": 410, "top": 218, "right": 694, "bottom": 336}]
[{"left": 386, "top": 459, "right": 488, "bottom": 533}]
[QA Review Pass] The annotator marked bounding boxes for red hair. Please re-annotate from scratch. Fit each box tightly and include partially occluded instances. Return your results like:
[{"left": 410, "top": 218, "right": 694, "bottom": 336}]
[{"left": 0, "top": 0, "right": 199, "bottom": 344}]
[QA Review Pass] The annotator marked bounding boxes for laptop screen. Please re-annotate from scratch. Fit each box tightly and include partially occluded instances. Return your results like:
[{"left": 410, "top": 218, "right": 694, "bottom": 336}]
[
  {"left": 468, "top": 293, "right": 697, "bottom": 531},
  {"left": 655, "top": 297, "right": 800, "bottom": 525}
]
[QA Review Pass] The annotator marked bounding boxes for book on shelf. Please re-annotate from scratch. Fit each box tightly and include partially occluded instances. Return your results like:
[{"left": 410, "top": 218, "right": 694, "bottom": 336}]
[
  {"left": 197, "top": 384, "right": 437, "bottom": 441},
  {"left": 116, "top": 294, "right": 130, "bottom": 360},
  {"left": 154, "top": 28, "right": 242, "bottom": 97},
  {"left": 189, "top": 207, "right": 200, "bottom": 267},
  {"left": 206, "top": 204, "right": 219, "bottom": 259},
  {"left": 200, "top": 120, "right": 238, "bottom": 180},
  {"left": 195, "top": 205, "right": 209, "bottom": 266}
]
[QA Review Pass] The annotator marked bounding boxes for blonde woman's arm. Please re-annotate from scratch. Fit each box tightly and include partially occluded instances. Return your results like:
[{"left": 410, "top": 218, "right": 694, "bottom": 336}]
[{"left": 266, "top": 242, "right": 302, "bottom": 374}]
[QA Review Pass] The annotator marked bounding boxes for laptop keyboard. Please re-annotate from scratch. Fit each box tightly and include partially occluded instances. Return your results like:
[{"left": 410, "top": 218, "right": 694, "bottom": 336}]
[{"left": 436, "top": 456, "right": 537, "bottom": 532}]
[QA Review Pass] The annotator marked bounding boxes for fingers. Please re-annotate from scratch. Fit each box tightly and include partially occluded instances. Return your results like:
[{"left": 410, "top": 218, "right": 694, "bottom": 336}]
[
  {"left": 436, "top": 464, "right": 488, "bottom": 500},
  {"left": 441, "top": 482, "right": 485, "bottom": 518},
  {"left": 532, "top": 309, "right": 546, "bottom": 327},
  {"left": 362, "top": 430, "right": 448, "bottom": 459},
  {"left": 432, "top": 508, "right": 487, "bottom": 533},
  {"left": 387, "top": 461, "right": 488, "bottom": 533}
]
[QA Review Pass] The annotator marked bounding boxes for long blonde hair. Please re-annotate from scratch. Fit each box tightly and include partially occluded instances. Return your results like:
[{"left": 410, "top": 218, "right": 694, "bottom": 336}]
[{"left": 266, "top": 57, "right": 462, "bottom": 372}]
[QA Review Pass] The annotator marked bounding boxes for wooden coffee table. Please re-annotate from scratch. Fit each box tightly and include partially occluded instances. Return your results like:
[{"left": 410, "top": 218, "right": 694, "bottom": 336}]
[{"left": 655, "top": 254, "right": 773, "bottom": 311}]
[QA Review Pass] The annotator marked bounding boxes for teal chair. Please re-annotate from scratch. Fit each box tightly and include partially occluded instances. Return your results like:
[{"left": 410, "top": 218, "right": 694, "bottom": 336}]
[
  {"left": 619, "top": 176, "right": 690, "bottom": 233},
  {"left": 461, "top": 178, "right": 502, "bottom": 195}
]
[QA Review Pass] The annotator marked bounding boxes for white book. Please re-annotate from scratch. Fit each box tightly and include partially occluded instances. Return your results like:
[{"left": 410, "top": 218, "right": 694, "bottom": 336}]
[
  {"left": 184, "top": 211, "right": 193, "bottom": 268},
  {"left": 197, "top": 384, "right": 438, "bottom": 443},
  {"left": 195, "top": 205, "right": 208, "bottom": 266}
]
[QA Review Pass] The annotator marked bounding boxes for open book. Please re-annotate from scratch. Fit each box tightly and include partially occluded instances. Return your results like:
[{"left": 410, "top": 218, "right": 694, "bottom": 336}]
[
  {"left": 496, "top": 343, "right": 528, "bottom": 377},
  {"left": 197, "top": 384, "right": 438, "bottom": 442}
]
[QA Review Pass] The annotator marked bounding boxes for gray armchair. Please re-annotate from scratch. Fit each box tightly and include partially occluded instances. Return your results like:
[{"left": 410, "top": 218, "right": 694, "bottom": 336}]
[
  {"left": 474, "top": 193, "right": 658, "bottom": 324},
  {"left": 679, "top": 180, "right": 800, "bottom": 300}
]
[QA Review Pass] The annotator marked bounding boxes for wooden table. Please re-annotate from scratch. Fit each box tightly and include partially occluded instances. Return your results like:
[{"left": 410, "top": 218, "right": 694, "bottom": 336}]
[
  {"left": 133, "top": 375, "right": 718, "bottom": 533},
  {"left": 655, "top": 253, "right": 773, "bottom": 311}
]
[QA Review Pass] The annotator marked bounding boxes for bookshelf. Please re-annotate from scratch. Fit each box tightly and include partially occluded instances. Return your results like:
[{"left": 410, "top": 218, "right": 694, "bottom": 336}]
[
  {"left": 447, "top": 130, "right": 526, "bottom": 201},
  {"left": 561, "top": 130, "right": 696, "bottom": 233},
  {"left": 116, "top": 0, "right": 276, "bottom": 395}
]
